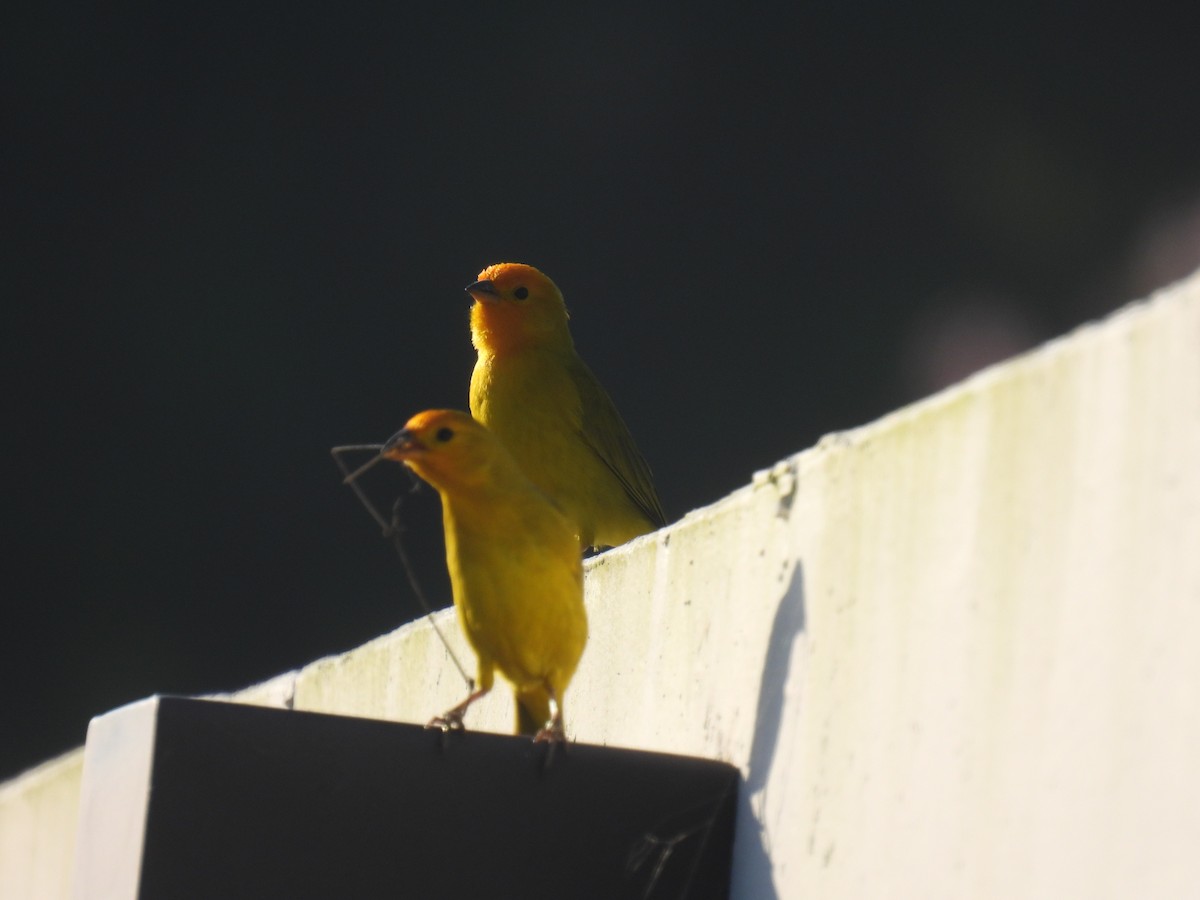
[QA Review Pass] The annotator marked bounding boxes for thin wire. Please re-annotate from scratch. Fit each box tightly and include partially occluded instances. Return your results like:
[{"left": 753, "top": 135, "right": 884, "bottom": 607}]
[{"left": 331, "top": 445, "right": 475, "bottom": 690}]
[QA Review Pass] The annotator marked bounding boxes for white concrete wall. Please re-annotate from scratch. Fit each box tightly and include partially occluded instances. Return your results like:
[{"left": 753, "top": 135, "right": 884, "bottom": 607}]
[
  {"left": 0, "top": 751, "right": 83, "bottom": 900},
  {"left": 4, "top": 269, "right": 1199, "bottom": 899}
]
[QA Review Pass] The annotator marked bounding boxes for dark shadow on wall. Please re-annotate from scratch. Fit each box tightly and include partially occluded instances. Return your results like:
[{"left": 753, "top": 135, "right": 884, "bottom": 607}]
[{"left": 731, "top": 561, "right": 807, "bottom": 898}]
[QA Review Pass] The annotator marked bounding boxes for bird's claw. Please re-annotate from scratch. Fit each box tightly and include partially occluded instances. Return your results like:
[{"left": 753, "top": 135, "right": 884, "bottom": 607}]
[
  {"left": 426, "top": 711, "right": 467, "bottom": 733},
  {"left": 533, "top": 724, "right": 567, "bottom": 744}
]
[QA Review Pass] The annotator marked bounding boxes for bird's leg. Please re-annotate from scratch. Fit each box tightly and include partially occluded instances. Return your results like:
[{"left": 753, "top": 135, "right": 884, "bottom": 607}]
[{"left": 427, "top": 685, "right": 489, "bottom": 733}]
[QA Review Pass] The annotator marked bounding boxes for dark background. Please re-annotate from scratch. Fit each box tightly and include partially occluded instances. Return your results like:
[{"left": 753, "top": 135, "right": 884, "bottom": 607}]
[{"left": 4, "top": 4, "right": 1199, "bottom": 780}]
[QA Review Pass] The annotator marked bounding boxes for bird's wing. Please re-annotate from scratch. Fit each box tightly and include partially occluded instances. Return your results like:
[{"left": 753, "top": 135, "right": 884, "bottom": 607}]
[{"left": 569, "top": 357, "right": 666, "bottom": 528}]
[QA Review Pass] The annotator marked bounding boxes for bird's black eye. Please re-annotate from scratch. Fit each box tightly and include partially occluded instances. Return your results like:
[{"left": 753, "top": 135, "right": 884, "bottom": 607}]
[
  {"left": 513, "top": 286, "right": 529, "bottom": 300},
  {"left": 435, "top": 427, "right": 454, "bottom": 442}
]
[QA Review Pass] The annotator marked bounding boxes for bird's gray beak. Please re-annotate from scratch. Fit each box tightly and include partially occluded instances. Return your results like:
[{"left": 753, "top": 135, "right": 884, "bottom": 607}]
[
  {"left": 382, "top": 428, "right": 419, "bottom": 457},
  {"left": 465, "top": 279, "right": 500, "bottom": 303}
]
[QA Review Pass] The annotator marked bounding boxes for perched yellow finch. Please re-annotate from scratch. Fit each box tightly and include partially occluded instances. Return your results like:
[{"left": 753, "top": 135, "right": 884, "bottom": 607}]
[
  {"left": 381, "top": 409, "right": 587, "bottom": 739},
  {"left": 466, "top": 262, "right": 666, "bottom": 550}
]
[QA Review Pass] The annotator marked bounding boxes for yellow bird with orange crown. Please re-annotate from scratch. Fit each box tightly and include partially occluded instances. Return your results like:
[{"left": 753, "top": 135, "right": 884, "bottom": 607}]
[
  {"left": 466, "top": 263, "right": 666, "bottom": 550},
  {"left": 380, "top": 409, "right": 586, "bottom": 739}
]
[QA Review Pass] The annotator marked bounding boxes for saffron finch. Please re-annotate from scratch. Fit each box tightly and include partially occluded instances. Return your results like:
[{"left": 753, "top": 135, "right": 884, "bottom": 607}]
[
  {"left": 380, "top": 409, "right": 587, "bottom": 740},
  {"left": 466, "top": 262, "right": 666, "bottom": 550}
]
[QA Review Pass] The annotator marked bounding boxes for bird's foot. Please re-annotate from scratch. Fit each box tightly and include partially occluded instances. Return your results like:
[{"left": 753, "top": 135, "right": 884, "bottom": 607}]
[
  {"left": 532, "top": 722, "right": 568, "bottom": 771},
  {"left": 426, "top": 710, "right": 467, "bottom": 733},
  {"left": 533, "top": 722, "right": 567, "bottom": 744}
]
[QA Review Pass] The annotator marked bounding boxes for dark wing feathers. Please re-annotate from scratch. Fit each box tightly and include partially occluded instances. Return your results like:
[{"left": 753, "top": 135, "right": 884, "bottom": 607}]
[{"left": 569, "top": 357, "right": 666, "bottom": 528}]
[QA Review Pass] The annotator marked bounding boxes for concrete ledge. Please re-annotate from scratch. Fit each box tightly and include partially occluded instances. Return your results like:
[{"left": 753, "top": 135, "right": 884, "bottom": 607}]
[
  {"left": 0, "top": 750, "right": 83, "bottom": 900},
  {"left": 4, "top": 269, "right": 1199, "bottom": 898},
  {"left": 71, "top": 697, "right": 738, "bottom": 899}
]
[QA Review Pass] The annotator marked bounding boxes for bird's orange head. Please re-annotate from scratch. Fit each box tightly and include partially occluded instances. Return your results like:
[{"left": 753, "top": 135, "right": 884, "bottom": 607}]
[
  {"left": 381, "top": 409, "right": 516, "bottom": 493},
  {"left": 467, "top": 262, "right": 573, "bottom": 355}
]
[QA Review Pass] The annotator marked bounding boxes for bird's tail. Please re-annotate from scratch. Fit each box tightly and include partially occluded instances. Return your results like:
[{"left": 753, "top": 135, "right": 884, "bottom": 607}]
[{"left": 513, "top": 687, "right": 551, "bottom": 736}]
